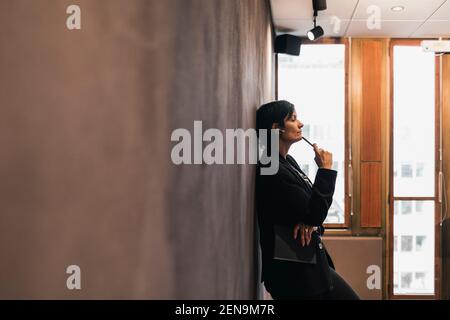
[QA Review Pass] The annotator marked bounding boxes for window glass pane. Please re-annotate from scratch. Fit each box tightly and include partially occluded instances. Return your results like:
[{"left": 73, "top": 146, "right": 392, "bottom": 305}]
[
  {"left": 394, "top": 272, "right": 399, "bottom": 289},
  {"left": 393, "top": 200, "right": 435, "bottom": 295},
  {"left": 414, "top": 272, "right": 427, "bottom": 290},
  {"left": 393, "top": 46, "right": 435, "bottom": 197},
  {"left": 401, "top": 273, "right": 412, "bottom": 289},
  {"left": 415, "top": 201, "right": 424, "bottom": 214},
  {"left": 401, "top": 201, "right": 412, "bottom": 215},
  {"left": 278, "top": 44, "right": 346, "bottom": 224},
  {"left": 416, "top": 163, "right": 425, "bottom": 177},
  {"left": 300, "top": 164, "right": 309, "bottom": 176},
  {"left": 401, "top": 164, "right": 413, "bottom": 178},
  {"left": 416, "top": 236, "right": 427, "bottom": 252},
  {"left": 401, "top": 236, "right": 413, "bottom": 252},
  {"left": 392, "top": 45, "right": 435, "bottom": 296}
]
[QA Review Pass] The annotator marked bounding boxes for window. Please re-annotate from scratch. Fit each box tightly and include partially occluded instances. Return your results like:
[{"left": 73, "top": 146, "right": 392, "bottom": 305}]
[
  {"left": 332, "top": 161, "right": 339, "bottom": 171},
  {"left": 400, "top": 127, "right": 411, "bottom": 140},
  {"left": 401, "top": 273, "right": 412, "bottom": 289},
  {"left": 416, "top": 163, "right": 425, "bottom": 177},
  {"left": 300, "top": 164, "right": 310, "bottom": 176},
  {"left": 326, "top": 126, "right": 334, "bottom": 140},
  {"left": 414, "top": 272, "right": 426, "bottom": 290},
  {"left": 313, "top": 125, "right": 324, "bottom": 140},
  {"left": 416, "top": 236, "right": 426, "bottom": 252},
  {"left": 401, "top": 236, "right": 413, "bottom": 252},
  {"left": 278, "top": 41, "right": 347, "bottom": 226},
  {"left": 401, "top": 164, "right": 413, "bottom": 178},
  {"left": 393, "top": 46, "right": 435, "bottom": 198},
  {"left": 391, "top": 43, "right": 437, "bottom": 297},
  {"left": 401, "top": 201, "right": 412, "bottom": 215},
  {"left": 393, "top": 201, "right": 435, "bottom": 295},
  {"left": 302, "top": 124, "right": 311, "bottom": 138},
  {"left": 415, "top": 201, "right": 423, "bottom": 214},
  {"left": 394, "top": 272, "right": 399, "bottom": 290}
]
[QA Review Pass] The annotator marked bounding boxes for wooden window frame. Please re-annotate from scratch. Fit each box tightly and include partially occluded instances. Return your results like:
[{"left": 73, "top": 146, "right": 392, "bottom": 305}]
[{"left": 388, "top": 39, "right": 442, "bottom": 300}]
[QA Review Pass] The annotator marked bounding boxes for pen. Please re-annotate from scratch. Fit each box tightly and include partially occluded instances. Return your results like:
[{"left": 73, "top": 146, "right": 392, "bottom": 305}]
[{"left": 302, "top": 136, "right": 315, "bottom": 148}]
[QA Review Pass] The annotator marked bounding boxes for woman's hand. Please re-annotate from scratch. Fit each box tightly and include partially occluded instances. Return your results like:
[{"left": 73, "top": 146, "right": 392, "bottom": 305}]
[
  {"left": 313, "top": 143, "right": 333, "bottom": 170},
  {"left": 293, "top": 224, "right": 318, "bottom": 247}
]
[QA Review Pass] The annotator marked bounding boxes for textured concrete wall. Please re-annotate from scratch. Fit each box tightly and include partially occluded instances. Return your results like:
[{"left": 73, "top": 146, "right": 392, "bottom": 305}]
[{"left": 0, "top": 0, "right": 274, "bottom": 298}]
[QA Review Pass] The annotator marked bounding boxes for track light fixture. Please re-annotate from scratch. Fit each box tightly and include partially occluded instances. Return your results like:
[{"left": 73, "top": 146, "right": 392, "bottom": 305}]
[
  {"left": 307, "top": 0, "right": 327, "bottom": 41},
  {"left": 307, "top": 25, "right": 324, "bottom": 41}
]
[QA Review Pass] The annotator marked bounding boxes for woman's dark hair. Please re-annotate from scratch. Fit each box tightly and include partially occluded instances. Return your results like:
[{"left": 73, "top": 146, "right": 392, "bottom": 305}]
[
  {"left": 256, "top": 100, "right": 295, "bottom": 160},
  {"left": 256, "top": 100, "right": 295, "bottom": 134}
]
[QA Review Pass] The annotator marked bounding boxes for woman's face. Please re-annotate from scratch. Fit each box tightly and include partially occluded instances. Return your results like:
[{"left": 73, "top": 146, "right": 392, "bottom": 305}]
[{"left": 281, "top": 110, "right": 304, "bottom": 144}]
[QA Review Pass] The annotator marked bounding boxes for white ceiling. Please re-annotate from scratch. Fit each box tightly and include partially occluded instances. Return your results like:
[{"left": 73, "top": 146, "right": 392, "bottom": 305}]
[{"left": 270, "top": 0, "right": 450, "bottom": 38}]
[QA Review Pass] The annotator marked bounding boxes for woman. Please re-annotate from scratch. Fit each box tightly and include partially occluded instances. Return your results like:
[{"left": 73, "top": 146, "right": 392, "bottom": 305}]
[{"left": 256, "top": 100, "right": 359, "bottom": 300}]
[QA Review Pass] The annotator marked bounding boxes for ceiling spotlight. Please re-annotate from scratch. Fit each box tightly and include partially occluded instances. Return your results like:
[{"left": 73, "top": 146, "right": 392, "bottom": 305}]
[
  {"left": 308, "top": 26, "right": 324, "bottom": 41},
  {"left": 307, "top": 0, "right": 327, "bottom": 41},
  {"left": 391, "top": 6, "right": 405, "bottom": 12}
]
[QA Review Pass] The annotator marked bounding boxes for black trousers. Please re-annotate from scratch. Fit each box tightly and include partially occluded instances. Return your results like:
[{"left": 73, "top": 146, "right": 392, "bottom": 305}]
[{"left": 266, "top": 268, "right": 360, "bottom": 300}]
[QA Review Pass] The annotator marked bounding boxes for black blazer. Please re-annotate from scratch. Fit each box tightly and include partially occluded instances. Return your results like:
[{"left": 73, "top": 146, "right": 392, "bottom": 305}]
[{"left": 256, "top": 154, "right": 337, "bottom": 298}]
